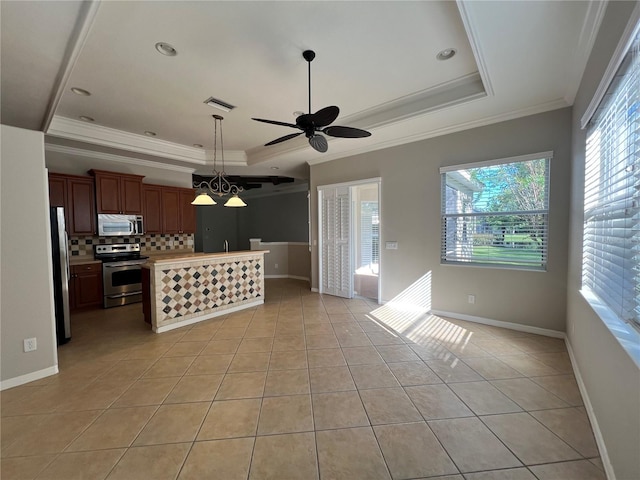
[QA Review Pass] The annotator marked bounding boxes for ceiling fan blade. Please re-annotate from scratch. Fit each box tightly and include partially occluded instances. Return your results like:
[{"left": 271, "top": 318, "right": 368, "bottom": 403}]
[
  {"left": 311, "top": 106, "right": 339, "bottom": 127},
  {"left": 252, "top": 117, "right": 300, "bottom": 129},
  {"left": 323, "top": 125, "right": 372, "bottom": 138},
  {"left": 308, "top": 134, "right": 328, "bottom": 153},
  {"left": 264, "top": 131, "right": 304, "bottom": 146}
]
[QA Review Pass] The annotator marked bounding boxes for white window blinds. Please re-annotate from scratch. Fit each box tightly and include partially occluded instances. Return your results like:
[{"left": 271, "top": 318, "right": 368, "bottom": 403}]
[
  {"left": 583, "top": 30, "right": 640, "bottom": 326},
  {"left": 440, "top": 154, "right": 551, "bottom": 269}
]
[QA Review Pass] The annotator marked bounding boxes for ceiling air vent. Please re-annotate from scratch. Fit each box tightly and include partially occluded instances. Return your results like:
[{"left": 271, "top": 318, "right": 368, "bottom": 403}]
[{"left": 204, "top": 97, "right": 236, "bottom": 112}]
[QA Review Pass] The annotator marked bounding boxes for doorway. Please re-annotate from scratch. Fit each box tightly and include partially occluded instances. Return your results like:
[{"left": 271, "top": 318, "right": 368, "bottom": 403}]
[{"left": 318, "top": 178, "right": 381, "bottom": 302}]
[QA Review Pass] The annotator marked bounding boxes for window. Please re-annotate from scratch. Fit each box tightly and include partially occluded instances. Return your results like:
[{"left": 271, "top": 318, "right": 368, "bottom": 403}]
[
  {"left": 582, "top": 30, "right": 639, "bottom": 327},
  {"left": 440, "top": 153, "right": 551, "bottom": 269}
]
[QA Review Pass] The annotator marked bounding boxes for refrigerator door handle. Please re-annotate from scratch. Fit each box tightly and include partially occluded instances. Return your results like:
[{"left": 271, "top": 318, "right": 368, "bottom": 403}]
[{"left": 60, "top": 229, "right": 72, "bottom": 340}]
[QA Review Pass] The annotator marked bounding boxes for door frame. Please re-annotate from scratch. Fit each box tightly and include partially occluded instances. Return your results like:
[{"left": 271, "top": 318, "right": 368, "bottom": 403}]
[{"left": 317, "top": 177, "right": 382, "bottom": 303}]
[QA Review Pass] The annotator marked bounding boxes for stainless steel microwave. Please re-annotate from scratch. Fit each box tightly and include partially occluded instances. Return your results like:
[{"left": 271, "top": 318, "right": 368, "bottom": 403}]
[{"left": 97, "top": 214, "right": 144, "bottom": 236}]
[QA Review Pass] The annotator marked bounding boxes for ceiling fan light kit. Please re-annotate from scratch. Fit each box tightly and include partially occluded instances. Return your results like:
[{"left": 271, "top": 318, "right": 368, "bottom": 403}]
[
  {"left": 252, "top": 49, "right": 371, "bottom": 152},
  {"left": 192, "top": 114, "right": 247, "bottom": 207}
]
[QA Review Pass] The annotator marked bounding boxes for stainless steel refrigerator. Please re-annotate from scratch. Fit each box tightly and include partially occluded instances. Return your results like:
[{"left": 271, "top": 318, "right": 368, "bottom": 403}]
[{"left": 50, "top": 207, "right": 71, "bottom": 345}]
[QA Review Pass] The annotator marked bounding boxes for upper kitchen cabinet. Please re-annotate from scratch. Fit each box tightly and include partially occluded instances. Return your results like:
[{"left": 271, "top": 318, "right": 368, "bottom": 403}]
[
  {"left": 142, "top": 184, "right": 163, "bottom": 234},
  {"left": 161, "top": 187, "right": 181, "bottom": 234},
  {"left": 48, "top": 174, "right": 67, "bottom": 207},
  {"left": 90, "top": 170, "right": 144, "bottom": 214},
  {"left": 179, "top": 188, "right": 196, "bottom": 234},
  {"left": 48, "top": 173, "right": 96, "bottom": 236},
  {"left": 161, "top": 187, "right": 196, "bottom": 234}
]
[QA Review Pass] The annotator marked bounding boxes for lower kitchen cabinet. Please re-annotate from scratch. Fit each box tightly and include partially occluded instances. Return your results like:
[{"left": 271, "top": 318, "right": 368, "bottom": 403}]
[{"left": 70, "top": 263, "right": 103, "bottom": 310}]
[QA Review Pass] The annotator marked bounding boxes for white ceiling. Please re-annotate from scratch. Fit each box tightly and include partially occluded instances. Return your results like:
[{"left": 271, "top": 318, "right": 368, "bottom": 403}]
[{"left": 1, "top": 1, "right": 604, "bottom": 179}]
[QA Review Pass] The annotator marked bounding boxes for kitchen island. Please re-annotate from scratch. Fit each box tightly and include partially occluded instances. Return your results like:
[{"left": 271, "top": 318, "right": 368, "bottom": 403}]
[{"left": 142, "top": 250, "right": 268, "bottom": 333}]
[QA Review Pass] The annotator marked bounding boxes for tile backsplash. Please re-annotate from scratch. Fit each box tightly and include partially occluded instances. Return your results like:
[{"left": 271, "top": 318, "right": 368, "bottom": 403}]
[{"left": 69, "top": 233, "right": 194, "bottom": 256}]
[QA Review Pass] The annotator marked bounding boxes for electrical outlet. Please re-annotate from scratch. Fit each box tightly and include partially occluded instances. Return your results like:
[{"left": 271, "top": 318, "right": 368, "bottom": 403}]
[
  {"left": 275, "top": 263, "right": 279, "bottom": 269},
  {"left": 23, "top": 337, "right": 37, "bottom": 352},
  {"left": 467, "top": 295, "right": 475, "bottom": 304}
]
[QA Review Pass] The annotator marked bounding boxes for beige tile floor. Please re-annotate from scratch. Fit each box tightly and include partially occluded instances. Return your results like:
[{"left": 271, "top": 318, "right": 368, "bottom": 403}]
[{"left": 1, "top": 279, "right": 605, "bottom": 480}]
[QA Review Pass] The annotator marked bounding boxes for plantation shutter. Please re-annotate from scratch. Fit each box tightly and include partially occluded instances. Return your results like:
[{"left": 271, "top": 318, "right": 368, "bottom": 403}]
[
  {"left": 321, "top": 186, "right": 352, "bottom": 298},
  {"left": 583, "top": 31, "right": 640, "bottom": 325}
]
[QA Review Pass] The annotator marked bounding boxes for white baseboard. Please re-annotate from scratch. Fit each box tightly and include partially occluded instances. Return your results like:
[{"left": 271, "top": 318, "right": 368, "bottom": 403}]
[
  {"left": 565, "top": 339, "right": 615, "bottom": 480},
  {"left": 311, "top": 287, "right": 319, "bottom": 293},
  {"left": 264, "top": 274, "right": 310, "bottom": 282},
  {"left": 0, "top": 365, "right": 59, "bottom": 391},
  {"left": 154, "top": 299, "right": 264, "bottom": 333},
  {"left": 288, "top": 275, "right": 310, "bottom": 282},
  {"left": 430, "top": 310, "right": 565, "bottom": 338}
]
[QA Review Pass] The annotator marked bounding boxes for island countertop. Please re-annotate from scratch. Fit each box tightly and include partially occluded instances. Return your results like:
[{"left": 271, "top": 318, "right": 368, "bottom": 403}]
[{"left": 143, "top": 250, "right": 270, "bottom": 267}]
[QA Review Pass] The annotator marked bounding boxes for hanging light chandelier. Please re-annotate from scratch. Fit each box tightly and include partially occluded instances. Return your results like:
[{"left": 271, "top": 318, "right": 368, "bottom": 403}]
[{"left": 192, "top": 115, "right": 247, "bottom": 207}]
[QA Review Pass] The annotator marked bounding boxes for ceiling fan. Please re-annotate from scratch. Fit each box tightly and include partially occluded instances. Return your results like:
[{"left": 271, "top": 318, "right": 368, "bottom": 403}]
[{"left": 252, "top": 50, "right": 371, "bottom": 153}]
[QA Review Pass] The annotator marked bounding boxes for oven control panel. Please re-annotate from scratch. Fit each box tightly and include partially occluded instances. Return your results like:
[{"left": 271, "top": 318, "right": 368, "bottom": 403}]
[{"left": 95, "top": 243, "right": 141, "bottom": 255}]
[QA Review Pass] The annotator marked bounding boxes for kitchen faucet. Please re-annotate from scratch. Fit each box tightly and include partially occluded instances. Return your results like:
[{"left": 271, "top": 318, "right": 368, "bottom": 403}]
[{"left": 224, "top": 240, "right": 229, "bottom": 252}]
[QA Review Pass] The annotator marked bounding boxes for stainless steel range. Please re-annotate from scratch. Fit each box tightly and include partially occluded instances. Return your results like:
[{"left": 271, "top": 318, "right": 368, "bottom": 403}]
[{"left": 95, "top": 243, "right": 148, "bottom": 308}]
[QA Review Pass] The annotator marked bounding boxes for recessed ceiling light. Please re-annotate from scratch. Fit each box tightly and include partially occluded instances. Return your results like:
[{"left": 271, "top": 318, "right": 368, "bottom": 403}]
[
  {"left": 71, "top": 87, "right": 91, "bottom": 96},
  {"left": 270, "top": 166, "right": 280, "bottom": 170},
  {"left": 144, "top": 131, "right": 157, "bottom": 137},
  {"left": 436, "top": 48, "right": 457, "bottom": 61},
  {"left": 155, "top": 42, "right": 177, "bottom": 57},
  {"left": 193, "top": 144, "right": 203, "bottom": 148},
  {"left": 79, "top": 116, "right": 94, "bottom": 122}
]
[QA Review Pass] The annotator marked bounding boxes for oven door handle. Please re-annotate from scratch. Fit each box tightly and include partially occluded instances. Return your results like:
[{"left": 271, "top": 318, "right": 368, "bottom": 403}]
[
  {"left": 103, "top": 262, "right": 146, "bottom": 268},
  {"left": 106, "top": 292, "right": 141, "bottom": 299}
]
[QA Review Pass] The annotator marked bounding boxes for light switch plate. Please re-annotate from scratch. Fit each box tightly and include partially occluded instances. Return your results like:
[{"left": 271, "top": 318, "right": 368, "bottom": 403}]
[{"left": 385, "top": 241, "right": 398, "bottom": 250}]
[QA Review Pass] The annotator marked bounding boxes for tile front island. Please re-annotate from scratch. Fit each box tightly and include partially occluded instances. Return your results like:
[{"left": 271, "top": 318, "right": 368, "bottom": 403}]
[{"left": 142, "top": 250, "right": 269, "bottom": 333}]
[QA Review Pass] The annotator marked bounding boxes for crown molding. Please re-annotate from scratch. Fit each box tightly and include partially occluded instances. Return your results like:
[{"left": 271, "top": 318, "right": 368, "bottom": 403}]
[
  {"left": 47, "top": 115, "right": 248, "bottom": 166},
  {"left": 564, "top": 0, "right": 609, "bottom": 105},
  {"left": 307, "top": 98, "right": 569, "bottom": 166},
  {"left": 581, "top": 1, "right": 640, "bottom": 128},
  {"left": 457, "top": 0, "right": 495, "bottom": 97},
  {"left": 41, "top": 0, "right": 102, "bottom": 132},
  {"left": 341, "top": 73, "right": 486, "bottom": 129},
  {"left": 45, "top": 143, "right": 196, "bottom": 174}
]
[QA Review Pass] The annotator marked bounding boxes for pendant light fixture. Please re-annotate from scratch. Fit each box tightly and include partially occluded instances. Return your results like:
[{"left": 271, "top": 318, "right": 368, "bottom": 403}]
[{"left": 192, "top": 115, "right": 247, "bottom": 207}]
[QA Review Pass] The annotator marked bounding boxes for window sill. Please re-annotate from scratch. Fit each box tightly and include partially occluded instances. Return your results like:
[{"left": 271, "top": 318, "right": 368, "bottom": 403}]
[
  {"left": 441, "top": 261, "right": 546, "bottom": 272},
  {"left": 580, "top": 288, "right": 640, "bottom": 368}
]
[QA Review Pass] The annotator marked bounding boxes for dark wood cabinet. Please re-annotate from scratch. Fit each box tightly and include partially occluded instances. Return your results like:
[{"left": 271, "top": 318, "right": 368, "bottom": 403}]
[
  {"left": 91, "top": 170, "right": 144, "bottom": 214},
  {"left": 48, "top": 174, "right": 67, "bottom": 207},
  {"left": 142, "top": 267, "right": 151, "bottom": 324},
  {"left": 70, "top": 263, "right": 103, "bottom": 310},
  {"left": 142, "top": 185, "right": 163, "bottom": 234},
  {"left": 148, "top": 185, "right": 196, "bottom": 235},
  {"left": 162, "top": 188, "right": 181, "bottom": 234},
  {"left": 122, "top": 176, "right": 143, "bottom": 214},
  {"left": 67, "top": 177, "right": 96, "bottom": 235},
  {"left": 48, "top": 173, "right": 96, "bottom": 236},
  {"left": 179, "top": 189, "right": 197, "bottom": 234}
]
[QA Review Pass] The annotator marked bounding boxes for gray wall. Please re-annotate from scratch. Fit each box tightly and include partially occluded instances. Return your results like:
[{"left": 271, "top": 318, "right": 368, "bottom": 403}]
[
  {"left": 195, "top": 190, "right": 309, "bottom": 252},
  {"left": 311, "top": 107, "right": 571, "bottom": 332},
  {"left": 237, "top": 191, "right": 309, "bottom": 250},
  {"left": 566, "top": 2, "right": 640, "bottom": 479},
  {"left": 1, "top": 125, "right": 58, "bottom": 387},
  {"left": 195, "top": 204, "right": 239, "bottom": 253}
]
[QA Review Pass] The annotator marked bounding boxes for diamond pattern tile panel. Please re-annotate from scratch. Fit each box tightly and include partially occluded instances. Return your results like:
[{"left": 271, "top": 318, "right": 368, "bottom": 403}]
[{"left": 159, "top": 260, "right": 262, "bottom": 320}]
